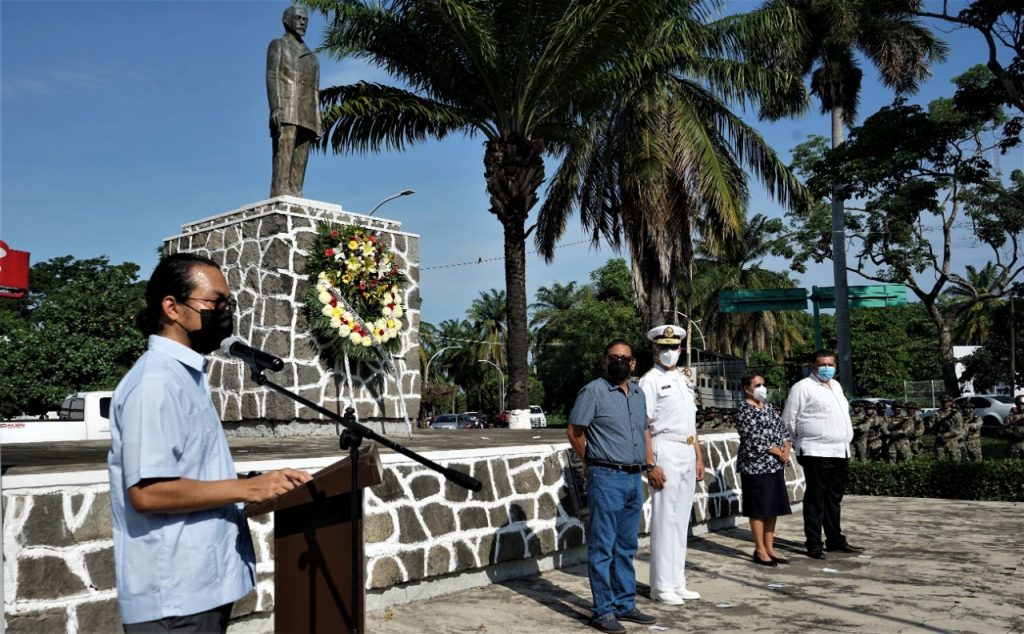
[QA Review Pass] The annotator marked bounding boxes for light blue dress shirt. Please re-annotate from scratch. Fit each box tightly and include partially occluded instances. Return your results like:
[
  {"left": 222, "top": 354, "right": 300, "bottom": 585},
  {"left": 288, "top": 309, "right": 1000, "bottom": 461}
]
[
  {"left": 108, "top": 335, "right": 255, "bottom": 624},
  {"left": 568, "top": 376, "right": 648, "bottom": 465}
]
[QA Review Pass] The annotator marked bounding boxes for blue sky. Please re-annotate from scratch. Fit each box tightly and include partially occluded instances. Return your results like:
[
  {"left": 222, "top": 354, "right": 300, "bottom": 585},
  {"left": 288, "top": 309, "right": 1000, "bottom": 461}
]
[{"left": 1, "top": 0, "right": 1016, "bottom": 326}]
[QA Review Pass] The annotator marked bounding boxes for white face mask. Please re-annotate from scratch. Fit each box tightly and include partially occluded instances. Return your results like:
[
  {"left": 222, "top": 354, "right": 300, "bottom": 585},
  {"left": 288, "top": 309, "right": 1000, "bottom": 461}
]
[
  {"left": 657, "top": 348, "right": 681, "bottom": 368},
  {"left": 752, "top": 386, "right": 768, "bottom": 402}
]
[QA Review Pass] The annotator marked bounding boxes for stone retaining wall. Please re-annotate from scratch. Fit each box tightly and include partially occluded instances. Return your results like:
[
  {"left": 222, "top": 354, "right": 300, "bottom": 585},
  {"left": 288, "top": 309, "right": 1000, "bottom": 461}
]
[{"left": 2, "top": 433, "right": 805, "bottom": 632}]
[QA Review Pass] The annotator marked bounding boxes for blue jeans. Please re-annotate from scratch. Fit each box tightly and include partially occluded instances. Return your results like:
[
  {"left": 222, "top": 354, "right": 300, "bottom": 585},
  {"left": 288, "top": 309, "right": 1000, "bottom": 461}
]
[{"left": 586, "top": 466, "right": 643, "bottom": 619}]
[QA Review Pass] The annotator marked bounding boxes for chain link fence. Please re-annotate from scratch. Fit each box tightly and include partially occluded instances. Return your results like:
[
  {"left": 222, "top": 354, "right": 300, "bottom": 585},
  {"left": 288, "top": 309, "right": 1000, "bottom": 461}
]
[{"left": 903, "top": 380, "right": 944, "bottom": 408}]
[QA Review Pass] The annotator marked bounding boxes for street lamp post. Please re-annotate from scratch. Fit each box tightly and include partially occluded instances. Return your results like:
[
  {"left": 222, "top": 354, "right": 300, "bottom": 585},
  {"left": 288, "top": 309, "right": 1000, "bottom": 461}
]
[
  {"left": 367, "top": 189, "right": 415, "bottom": 216},
  {"left": 424, "top": 346, "right": 460, "bottom": 419},
  {"left": 477, "top": 359, "right": 504, "bottom": 413}
]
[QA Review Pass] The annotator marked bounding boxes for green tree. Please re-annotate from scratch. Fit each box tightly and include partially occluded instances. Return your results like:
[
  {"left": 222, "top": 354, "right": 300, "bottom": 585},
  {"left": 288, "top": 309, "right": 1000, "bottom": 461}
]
[
  {"left": 303, "top": 0, "right": 685, "bottom": 421},
  {"left": 467, "top": 288, "right": 507, "bottom": 367},
  {"left": 533, "top": 259, "right": 645, "bottom": 415},
  {"left": 943, "top": 263, "right": 1003, "bottom": 345},
  {"left": 688, "top": 214, "right": 806, "bottom": 359},
  {"left": 0, "top": 256, "right": 146, "bottom": 417},
  {"left": 764, "top": 0, "right": 948, "bottom": 393},
  {"left": 959, "top": 295, "right": 1024, "bottom": 393},
  {"left": 535, "top": 1, "right": 808, "bottom": 328},
  {"left": 789, "top": 67, "right": 1024, "bottom": 396},
  {"left": 916, "top": 1, "right": 1023, "bottom": 113}
]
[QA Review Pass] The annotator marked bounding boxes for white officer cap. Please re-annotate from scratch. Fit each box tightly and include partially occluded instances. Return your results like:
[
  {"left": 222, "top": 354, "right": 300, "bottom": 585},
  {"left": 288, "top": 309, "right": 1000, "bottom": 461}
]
[{"left": 647, "top": 324, "right": 685, "bottom": 345}]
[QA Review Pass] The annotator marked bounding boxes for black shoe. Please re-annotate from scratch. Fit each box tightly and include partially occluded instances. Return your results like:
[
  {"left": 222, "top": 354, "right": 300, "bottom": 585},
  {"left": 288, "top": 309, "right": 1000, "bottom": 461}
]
[
  {"left": 807, "top": 550, "right": 826, "bottom": 560},
  {"left": 590, "top": 615, "right": 625, "bottom": 633},
  {"left": 770, "top": 554, "right": 790, "bottom": 564},
  {"left": 826, "top": 543, "right": 865, "bottom": 553},
  {"left": 615, "top": 609, "right": 657, "bottom": 625},
  {"left": 753, "top": 552, "right": 778, "bottom": 566}
]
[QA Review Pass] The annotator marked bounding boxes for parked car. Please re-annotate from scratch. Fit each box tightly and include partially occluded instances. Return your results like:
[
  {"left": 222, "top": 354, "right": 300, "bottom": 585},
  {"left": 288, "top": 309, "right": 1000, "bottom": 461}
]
[
  {"left": 461, "top": 411, "right": 488, "bottom": 429},
  {"left": 529, "top": 405, "right": 547, "bottom": 428},
  {"left": 954, "top": 395, "right": 1016, "bottom": 429},
  {"left": 429, "top": 414, "right": 473, "bottom": 430}
]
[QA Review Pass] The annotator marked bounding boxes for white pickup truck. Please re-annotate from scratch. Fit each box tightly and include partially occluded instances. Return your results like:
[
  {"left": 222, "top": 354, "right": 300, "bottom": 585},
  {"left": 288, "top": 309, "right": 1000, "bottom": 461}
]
[{"left": 0, "top": 391, "right": 113, "bottom": 444}]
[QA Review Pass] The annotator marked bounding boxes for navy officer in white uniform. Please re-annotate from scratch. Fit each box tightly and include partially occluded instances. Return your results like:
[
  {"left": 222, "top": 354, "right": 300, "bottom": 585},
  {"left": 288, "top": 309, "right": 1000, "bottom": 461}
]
[{"left": 639, "top": 324, "right": 704, "bottom": 605}]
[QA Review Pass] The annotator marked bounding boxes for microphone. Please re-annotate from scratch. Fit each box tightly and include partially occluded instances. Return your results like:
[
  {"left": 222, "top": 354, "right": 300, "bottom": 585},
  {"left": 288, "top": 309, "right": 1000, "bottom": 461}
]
[{"left": 219, "top": 336, "right": 284, "bottom": 373}]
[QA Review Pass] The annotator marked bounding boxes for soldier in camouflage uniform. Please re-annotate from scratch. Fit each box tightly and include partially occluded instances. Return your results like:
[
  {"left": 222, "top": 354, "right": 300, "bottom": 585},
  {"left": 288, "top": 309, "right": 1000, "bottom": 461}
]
[
  {"left": 932, "top": 398, "right": 964, "bottom": 462},
  {"left": 905, "top": 402, "right": 925, "bottom": 456},
  {"left": 850, "top": 402, "right": 870, "bottom": 460},
  {"left": 885, "top": 401, "right": 913, "bottom": 463},
  {"left": 867, "top": 402, "right": 887, "bottom": 461},
  {"left": 1004, "top": 395, "right": 1024, "bottom": 460},
  {"left": 961, "top": 401, "right": 983, "bottom": 462}
]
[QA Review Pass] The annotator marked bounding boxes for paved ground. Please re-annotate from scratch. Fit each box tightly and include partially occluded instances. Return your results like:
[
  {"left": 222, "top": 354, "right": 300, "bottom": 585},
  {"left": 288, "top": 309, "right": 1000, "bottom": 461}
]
[{"left": 362, "top": 496, "right": 1024, "bottom": 634}]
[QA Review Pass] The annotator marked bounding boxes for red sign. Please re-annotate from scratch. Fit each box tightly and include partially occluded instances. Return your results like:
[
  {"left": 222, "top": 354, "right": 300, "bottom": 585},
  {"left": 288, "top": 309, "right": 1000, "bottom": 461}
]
[{"left": 0, "top": 240, "right": 30, "bottom": 298}]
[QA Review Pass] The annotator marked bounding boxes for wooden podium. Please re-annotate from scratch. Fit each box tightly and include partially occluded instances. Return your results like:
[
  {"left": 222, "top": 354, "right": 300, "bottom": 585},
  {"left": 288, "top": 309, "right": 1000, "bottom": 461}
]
[{"left": 247, "top": 444, "right": 383, "bottom": 633}]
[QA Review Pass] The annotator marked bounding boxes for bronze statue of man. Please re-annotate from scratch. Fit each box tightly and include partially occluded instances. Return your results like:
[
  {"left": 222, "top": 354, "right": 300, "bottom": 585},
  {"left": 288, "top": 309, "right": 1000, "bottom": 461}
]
[{"left": 267, "top": 5, "right": 321, "bottom": 198}]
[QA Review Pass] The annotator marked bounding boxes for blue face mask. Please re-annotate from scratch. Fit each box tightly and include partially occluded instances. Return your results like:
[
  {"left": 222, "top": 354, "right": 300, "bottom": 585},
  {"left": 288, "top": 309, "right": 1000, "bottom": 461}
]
[{"left": 817, "top": 366, "right": 836, "bottom": 381}]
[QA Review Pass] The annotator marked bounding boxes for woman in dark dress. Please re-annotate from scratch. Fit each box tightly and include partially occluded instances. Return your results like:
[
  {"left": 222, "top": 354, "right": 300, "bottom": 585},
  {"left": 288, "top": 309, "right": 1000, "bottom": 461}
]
[{"left": 735, "top": 373, "right": 792, "bottom": 566}]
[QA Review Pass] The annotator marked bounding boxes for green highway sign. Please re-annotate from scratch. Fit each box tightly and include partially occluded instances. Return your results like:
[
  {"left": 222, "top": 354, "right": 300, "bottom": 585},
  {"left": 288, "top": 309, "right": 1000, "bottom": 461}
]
[
  {"left": 718, "top": 288, "right": 808, "bottom": 313},
  {"left": 810, "top": 284, "right": 908, "bottom": 309}
]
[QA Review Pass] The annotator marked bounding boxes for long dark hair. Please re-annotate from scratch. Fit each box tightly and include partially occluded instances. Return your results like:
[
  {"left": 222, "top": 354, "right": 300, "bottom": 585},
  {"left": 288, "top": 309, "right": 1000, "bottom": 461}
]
[{"left": 137, "top": 253, "right": 219, "bottom": 336}]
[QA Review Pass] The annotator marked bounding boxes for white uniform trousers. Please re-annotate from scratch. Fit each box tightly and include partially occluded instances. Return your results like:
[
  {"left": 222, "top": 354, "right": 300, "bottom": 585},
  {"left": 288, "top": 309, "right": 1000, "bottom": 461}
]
[{"left": 649, "top": 437, "right": 697, "bottom": 593}]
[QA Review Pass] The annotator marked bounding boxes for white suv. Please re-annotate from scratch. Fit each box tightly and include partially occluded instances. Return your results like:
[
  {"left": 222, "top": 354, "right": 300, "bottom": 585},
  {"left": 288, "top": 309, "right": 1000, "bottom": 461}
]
[{"left": 529, "top": 405, "right": 547, "bottom": 428}]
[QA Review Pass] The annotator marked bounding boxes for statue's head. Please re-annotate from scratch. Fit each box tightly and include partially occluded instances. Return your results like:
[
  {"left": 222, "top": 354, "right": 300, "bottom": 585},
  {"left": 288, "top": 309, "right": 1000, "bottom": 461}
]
[{"left": 283, "top": 5, "right": 309, "bottom": 37}]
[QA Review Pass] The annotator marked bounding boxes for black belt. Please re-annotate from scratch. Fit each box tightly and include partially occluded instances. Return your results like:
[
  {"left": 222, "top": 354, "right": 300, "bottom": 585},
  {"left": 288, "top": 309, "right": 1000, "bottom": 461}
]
[{"left": 587, "top": 459, "right": 643, "bottom": 474}]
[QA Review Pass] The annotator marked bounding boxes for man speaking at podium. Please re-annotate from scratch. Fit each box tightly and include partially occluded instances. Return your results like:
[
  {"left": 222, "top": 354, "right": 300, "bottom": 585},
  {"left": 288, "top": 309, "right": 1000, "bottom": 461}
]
[{"left": 108, "top": 253, "right": 311, "bottom": 632}]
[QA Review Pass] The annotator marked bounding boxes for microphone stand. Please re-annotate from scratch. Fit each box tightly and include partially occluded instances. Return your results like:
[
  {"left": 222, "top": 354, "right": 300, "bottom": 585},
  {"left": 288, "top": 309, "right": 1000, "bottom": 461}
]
[{"left": 248, "top": 367, "right": 482, "bottom": 634}]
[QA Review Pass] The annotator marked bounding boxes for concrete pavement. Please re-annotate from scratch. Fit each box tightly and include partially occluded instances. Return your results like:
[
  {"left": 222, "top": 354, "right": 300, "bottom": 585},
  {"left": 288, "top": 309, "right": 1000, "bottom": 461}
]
[{"left": 358, "top": 495, "right": 1023, "bottom": 634}]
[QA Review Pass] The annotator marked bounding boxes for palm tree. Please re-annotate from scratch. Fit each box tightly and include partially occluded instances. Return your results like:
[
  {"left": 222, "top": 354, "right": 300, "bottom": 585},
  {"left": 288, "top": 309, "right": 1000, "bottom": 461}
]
[
  {"left": 467, "top": 288, "right": 507, "bottom": 366},
  {"left": 689, "top": 214, "right": 806, "bottom": 358},
  {"left": 303, "top": 0, "right": 683, "bottom": 422},
  {"left": 534, "top": 1, "right": 809, "bottom": 330},
  {"left": 944, "top": 263, "right": 1003, "bottom": 345},
  {"left": 763, "top": 0, "right": 948, "bottom": 390}
]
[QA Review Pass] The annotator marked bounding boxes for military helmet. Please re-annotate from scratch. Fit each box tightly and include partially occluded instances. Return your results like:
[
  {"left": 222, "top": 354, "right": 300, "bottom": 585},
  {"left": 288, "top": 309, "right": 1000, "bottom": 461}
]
[
  {"left": 875, "top": 402, "right": 887, "bottom": 412},
  {"left": 905, "top": 401, "right": 918, "bottom": 411},
  {"left": 960, "top": 400, "right": 974, "bottom": 411},
  {"left": 892, "top": 400, "right": 905, "bottom": 411},
  {"left": 941, "top": 396, "right": 954, "bottom": 406}
]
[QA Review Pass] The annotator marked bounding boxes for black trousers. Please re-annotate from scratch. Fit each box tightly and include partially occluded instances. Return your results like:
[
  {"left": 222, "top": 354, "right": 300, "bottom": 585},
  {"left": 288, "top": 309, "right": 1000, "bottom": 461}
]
[
  {"left": 123, "top": 603, "right": 232, "bottom": 634},
  {"left": 796, "top": 454, "right": 849, "bottom": 552}
]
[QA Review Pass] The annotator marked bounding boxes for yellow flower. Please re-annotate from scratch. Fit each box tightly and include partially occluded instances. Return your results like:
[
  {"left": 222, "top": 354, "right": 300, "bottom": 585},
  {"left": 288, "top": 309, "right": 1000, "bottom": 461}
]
[
  {"left": 332, "top": 306, "right": 342, "bottom": 318},
  {"left": 348, "top": 239, "right": 359, "bottom": 251}
]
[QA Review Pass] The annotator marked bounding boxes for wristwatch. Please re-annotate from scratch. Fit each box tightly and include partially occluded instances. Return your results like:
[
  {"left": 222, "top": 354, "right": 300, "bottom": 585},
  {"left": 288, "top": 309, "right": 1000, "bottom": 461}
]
[{"left": 642, "top": 463, "right": 655, "bottom": 473}]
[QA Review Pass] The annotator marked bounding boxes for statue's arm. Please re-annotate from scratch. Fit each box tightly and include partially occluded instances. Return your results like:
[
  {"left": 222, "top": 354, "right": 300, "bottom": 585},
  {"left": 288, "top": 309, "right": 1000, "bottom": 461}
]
[{"left": 267, "top": 39, "right": 284, "bottom": 133}]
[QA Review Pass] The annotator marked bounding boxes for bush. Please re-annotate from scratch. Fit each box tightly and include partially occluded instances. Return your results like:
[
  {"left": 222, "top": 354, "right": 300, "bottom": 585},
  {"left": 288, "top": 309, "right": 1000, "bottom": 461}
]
[{"left": 847, "top": 458, "right": 1024, "bottom": 501}]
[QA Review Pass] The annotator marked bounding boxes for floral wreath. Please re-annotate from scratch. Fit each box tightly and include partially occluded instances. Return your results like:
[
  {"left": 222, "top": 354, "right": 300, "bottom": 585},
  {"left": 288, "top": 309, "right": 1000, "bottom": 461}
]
[{"left": 306, "top": 223, "right": 407, "bottom": 363}]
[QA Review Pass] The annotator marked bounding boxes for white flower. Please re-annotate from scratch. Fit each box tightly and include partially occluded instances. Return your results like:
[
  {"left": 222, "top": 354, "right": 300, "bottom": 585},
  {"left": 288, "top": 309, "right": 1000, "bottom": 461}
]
[
  {"left": 361, "top": 336, "right": 372, "bottom": 347},
  {"left": 394, "top": 306, "right": 404, "bottom": 318},
  {"left": 350, "top": 332, "right": 363, "bottom": 345},
  {"left": 329, "top": 316, "right": 341, "bottom": 328},
  {"left": 339, "top": 325, "right": 351, "bottom": 337},
  {"left": 321, "top": 305, "right": 333, "bottom": 317},
  {"left": 318, "top": 291, "right": 332, "bottom": 305}
]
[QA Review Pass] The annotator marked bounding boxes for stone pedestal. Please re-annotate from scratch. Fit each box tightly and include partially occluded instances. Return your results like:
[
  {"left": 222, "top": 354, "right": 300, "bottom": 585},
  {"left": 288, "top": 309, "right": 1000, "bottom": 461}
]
[{"left": 164, "top": 196, "right": 421, "bottom": 435}]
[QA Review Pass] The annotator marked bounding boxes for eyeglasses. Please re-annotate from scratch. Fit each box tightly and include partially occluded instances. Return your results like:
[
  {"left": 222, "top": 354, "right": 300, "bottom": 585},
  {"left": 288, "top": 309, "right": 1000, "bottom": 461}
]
[
  {"left": 183, "top": 295, "right": 237, "bottom": 311},
  {"left": 607, "top": 354, "right": 634, "bottom": 363}
]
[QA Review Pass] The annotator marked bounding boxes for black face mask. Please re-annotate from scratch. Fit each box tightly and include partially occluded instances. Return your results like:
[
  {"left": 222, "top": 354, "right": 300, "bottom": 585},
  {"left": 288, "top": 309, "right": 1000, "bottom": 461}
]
[
  {"left": 606, "top": 359, "right": 631, "bottom": 383},
  {"left": 183, "top": 307, "right": 234, "bottom": 354}
]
